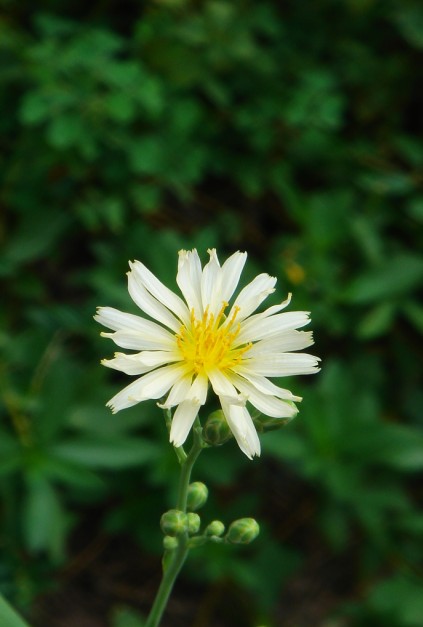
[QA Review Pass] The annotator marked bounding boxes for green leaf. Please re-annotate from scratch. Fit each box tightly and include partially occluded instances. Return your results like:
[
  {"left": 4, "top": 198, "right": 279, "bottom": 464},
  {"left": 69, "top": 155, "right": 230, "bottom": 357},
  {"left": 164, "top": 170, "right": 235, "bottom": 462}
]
[
  {"left": 111, "top": 606, "right": 146, "bottom": 627},
  {"left": 50, "top": 437, "right": 159, "bottom": 469},
  {"left": 0, "top": 595, "right": 30, "bottom": 627},
  {"left": 23, "top": 476, "right": 68, "bottom": 560},
  {"left": 345, "top": 254, "right": 423, "bottom": 303}
]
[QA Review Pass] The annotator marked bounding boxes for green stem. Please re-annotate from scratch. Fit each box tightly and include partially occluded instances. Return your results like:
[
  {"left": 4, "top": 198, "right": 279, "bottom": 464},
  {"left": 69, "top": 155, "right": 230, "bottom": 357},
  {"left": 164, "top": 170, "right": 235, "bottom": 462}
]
[{"left": 145, "top": 422, "right": 204, "bottom": 627}]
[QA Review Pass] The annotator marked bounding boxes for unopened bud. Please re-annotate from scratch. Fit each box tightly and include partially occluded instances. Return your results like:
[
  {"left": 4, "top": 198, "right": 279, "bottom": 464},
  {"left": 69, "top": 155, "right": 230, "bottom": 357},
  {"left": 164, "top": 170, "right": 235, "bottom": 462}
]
[
  {"left": 252, "top": 407, "right": 297, "bottom": 433},
  {"left": 205, "top": 520, "right": 225, "bottom": 537},
  {"left": 226, "top": 518, "right": 260, "bottom": 544},
  {"left": 187, "top": 512, "right": 201, "bottom": 535},
  {"left": 160, "top": 509, "right": 188, "bottom": 536},
  {"left": 203, "top": 410, "right": 232, "bottom": 446},
  {"left": 187, "top": 482, "right": 208, "bottom": 511}
]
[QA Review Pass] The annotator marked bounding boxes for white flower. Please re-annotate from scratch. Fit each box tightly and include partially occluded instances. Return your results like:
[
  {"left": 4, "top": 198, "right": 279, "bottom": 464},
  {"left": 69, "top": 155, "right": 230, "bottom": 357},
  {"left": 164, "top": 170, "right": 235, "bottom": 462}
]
[{"left": 95, "top": 249, "right": 320, "bottom": 459}]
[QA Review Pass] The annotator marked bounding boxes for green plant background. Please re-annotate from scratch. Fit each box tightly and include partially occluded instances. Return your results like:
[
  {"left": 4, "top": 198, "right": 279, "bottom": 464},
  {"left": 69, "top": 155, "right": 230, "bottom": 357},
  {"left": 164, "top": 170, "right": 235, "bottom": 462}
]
[{"left": 1, "top": 1, "right": 422, "bottom": 625}]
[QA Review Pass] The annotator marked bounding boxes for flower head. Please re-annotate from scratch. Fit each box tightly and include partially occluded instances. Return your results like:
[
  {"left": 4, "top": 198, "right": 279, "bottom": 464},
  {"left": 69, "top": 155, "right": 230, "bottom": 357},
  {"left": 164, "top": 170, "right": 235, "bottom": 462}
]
[{"left": 95, "top": 249, "right": 319, "bottom": 459}]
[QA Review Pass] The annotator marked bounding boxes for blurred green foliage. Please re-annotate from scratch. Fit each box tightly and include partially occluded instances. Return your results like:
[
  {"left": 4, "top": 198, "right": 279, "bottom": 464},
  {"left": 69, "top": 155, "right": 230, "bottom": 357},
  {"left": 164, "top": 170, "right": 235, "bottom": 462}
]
[{"left": 1, "top": 0, "right": 423, "bottom": 625}]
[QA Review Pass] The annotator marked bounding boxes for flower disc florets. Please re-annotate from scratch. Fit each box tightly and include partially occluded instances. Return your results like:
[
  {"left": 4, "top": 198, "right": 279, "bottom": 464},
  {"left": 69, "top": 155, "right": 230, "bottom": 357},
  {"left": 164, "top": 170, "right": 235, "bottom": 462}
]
[{"left": 95, "top": 249, "right": 320, "bottom": 459}]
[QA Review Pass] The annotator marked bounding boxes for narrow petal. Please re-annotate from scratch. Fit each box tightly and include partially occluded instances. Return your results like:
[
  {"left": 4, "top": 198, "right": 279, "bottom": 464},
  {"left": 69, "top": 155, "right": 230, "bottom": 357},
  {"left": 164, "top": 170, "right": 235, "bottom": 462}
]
[
  {"left": 219, "top": 251, "right": 247, "bottom": 303},
  {"left": 101, "top": 352, "right": 162, "bottom": 376},
  {"left": 228, "top": 273, "right": 276, "bottom": 322},
  {"left": 177, "top": 249, "right": 203, "bottom": 317},
  {"left": 100, "top": 329, "right": 176, "bottom": 351},
  {"left": 158, "top": 374, "right": 193, "bottom": 409},
  {"left": 107, "top": 363, "right": 188, "bottom": 412},
  {"left": 128, "top": 271, "right": 181, "bottom": 332},
  {"left": 228, "top": 372, "right": 298, "bottom": 418},
  {"left": 170, "top": 400, "right": 201, "bottom": 447},
  {"left": 94, "top": 307, "right": 161, "bottom": 332},
  {"left": 231, "top": 367, "right": 302, "bottom": 401},
  {"left": 129, "top": 260, "right": 190, "bottom": 325},
  {"left": 235, "top": 311, "right": 311, "bottom": 345},
  {"left": 247, "top": 353, "right": 321, "bottom": 377},
  {"left": 247, "top": 330, "right": 314, "bottom": 356},
  {"left": 186, "top": 373, "right": 209, "bottom": 404},
  {"left": 220, "top": 397, "right": 261, "bottom": 459},
  {"left": 207, "top": 368, "right": 238, "bottom": 397},
  {"left": 201, "top": 249, "right": 222, "bottom": 316}
]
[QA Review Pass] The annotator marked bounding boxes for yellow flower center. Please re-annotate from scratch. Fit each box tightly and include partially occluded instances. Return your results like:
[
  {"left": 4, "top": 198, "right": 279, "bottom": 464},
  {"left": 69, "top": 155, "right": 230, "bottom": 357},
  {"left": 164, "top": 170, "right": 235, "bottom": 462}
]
[{"left": 176, "top": 302, "right": 252, "bottom": 375}]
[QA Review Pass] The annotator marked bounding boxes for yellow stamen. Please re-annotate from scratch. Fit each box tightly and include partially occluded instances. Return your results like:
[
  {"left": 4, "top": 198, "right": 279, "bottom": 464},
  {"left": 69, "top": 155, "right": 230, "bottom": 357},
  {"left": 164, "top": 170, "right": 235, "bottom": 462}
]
[{"left": 176, "top": 303, "right": 252, "bottom": 375}]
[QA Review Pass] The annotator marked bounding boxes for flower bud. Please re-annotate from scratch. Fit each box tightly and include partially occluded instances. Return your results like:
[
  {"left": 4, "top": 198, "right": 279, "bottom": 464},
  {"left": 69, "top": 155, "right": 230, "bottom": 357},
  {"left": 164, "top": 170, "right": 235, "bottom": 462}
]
[
  {"left": 187, "top": 512, "right": 201, "bottom": 535},
  {"left": 160, "top": 509, "right": 188, "bottom": 536},
  {"left": 203, "top": 410, "right": 232, "bottom": 446},
  {"left": 252, "top": 409, "right": 296, "bottom": 433},
  {"left": 187, "top": 482, "right": 208, "bottom": 511},
  {"left": 163, "top": 535, "right": 178, "bottom": 550},
  {"left": 205, "top": 520, "right": 225, "bottom": 537},
  {"left": 226, "top": 518, "right": 260, "bottom": 544}
]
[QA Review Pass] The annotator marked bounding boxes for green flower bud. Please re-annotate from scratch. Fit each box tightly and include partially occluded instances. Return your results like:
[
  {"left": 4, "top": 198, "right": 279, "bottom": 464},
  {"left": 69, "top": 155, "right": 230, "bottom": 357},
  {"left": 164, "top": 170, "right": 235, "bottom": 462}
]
[
  {"left": 226, "top": 518, "right": 260, "bottom": 545},
  {"left": 187, "top": 512, "right": 201, "bottom": 535},
  {"left": 187, "top": 481, "right": 209, "bottom": 511},
  {"left": 252, "top": 406, "right": 297, "bottom": 433},
  {"left": 203, "top": 410, "right": 232, "bottom": 446},
  {"left": 160, "top": 509, "right": 188, "bottom": 536},
  {"left": 205, "top": 520, "right": 225, "bottom": 537},
  {"left": 163, "top": 535, "right": 178, "bottom": 550}
]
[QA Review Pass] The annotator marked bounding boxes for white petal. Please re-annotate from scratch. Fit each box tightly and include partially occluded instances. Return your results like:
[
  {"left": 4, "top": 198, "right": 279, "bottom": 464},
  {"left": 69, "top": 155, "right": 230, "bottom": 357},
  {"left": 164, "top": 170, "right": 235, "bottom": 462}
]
[
  {"left": 229, "top": 273, "right": 276, "bottom": 322},
  {"left": 207, "top": 368, "right": 238, "bottom": 397},
  {"left": 95, "top": 307, "right": 158, "bottom": 332},
  {"left": 177, "top": 249, "right": 203, "bottom": 317},
  {"left": 170, "top": 400, "right": 201, "bottom": 447},
  {"left": 106, "top": 363, "right": 187, "bottom": 412},
  {"left": 128, "top": 270, "right": 181, "bottom": 332},
  {"left": 228, "top": 372, "right": 298, "bottom": 418},
  {"left": 201, "top": 249, "right": 222, "bottom": 316},
  {"left": 129, "top": 260, "right": 190, "bottom": 325},
  {"left": 158, "top": 374, "right": 193, "bottom": 409},
  {"left": 101, "top": 352, "right": 162, "bottom": 376},
  {"left": 186, "top": 373, "right": 209, "bottom": 404},
  {"left": 247, "top": 330, "right": 314, "bottom": 356},
  {"left": 220, "top": 397, "right": 261, "bottom": 459},
  {"left": 219, "top": 251, "right": 247, "bottom": 303},
  {"left": 100, "top": 329, "right": 176, "bottom": 351},
  {"left": 235, "top": 311, "right": 311, "bottom": 345},
  {"left": 231, "top": 367, "right": 302, "bottom": 401},
  {"left": 247, "top": 353, "right": 321, "bottom": 377}
]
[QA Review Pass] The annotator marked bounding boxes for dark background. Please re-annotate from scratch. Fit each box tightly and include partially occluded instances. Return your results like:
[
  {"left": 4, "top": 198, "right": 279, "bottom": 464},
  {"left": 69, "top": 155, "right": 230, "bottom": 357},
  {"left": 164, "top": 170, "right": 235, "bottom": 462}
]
[{"left": 1, "top": 1, "right": 423, "bottom": 625}]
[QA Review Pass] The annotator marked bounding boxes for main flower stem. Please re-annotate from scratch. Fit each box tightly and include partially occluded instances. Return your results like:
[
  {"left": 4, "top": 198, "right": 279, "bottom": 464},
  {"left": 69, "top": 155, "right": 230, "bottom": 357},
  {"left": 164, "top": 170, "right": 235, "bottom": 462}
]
[{"left": 145, "top": 422, "right": 204, "bottom": 627}]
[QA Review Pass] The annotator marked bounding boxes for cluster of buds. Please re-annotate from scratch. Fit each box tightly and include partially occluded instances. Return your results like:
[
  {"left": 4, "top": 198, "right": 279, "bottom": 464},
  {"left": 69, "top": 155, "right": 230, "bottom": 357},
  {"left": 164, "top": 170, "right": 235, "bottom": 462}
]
[{"left": 161, "top": 480, "right": 259, "bottom": 550}]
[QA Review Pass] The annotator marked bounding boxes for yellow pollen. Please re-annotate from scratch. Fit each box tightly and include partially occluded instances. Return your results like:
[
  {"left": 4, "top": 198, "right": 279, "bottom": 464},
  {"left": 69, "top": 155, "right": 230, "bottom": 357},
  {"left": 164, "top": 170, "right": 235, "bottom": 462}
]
[{"left": 176, "top": 303, "right": 252, "bottom": 375}]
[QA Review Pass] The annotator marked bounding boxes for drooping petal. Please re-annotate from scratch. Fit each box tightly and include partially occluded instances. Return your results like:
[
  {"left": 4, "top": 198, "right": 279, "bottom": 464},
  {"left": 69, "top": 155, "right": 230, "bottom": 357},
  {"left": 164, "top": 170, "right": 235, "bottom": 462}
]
[
  {"left": 177, "top": 249, "right": 203, "bottom": 317},
  {"left": 207, "top": 368, "right": 239, "bottom": 397},
  {"left": 107, "top": 363, "right": 188, "bottom": 412},
  {"left": 231, "top": 367, "right": 302, "bottom": 401},
  {"left": 228, "top": 372, "right": 298, "bottom": 418},
  {"left": 129, "top": 260, "right": 190, "bottom": 325},
  {"left": 220, "top": 397, "right": 261, "bottom": 459},
  {"left": 170, "top": 400, "right": 201, "bottom": 447},
  {"left": 158, "top": 374, "right": 193, "bottom": 409}
]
